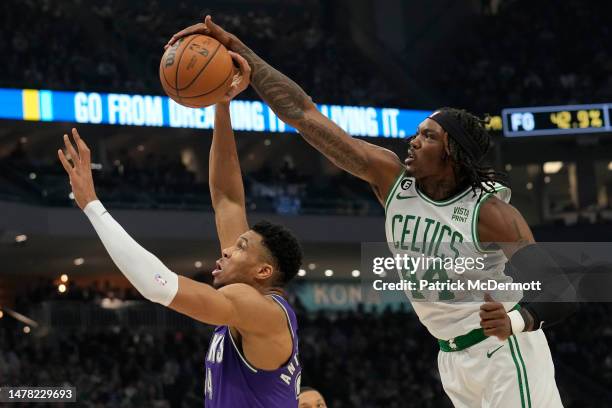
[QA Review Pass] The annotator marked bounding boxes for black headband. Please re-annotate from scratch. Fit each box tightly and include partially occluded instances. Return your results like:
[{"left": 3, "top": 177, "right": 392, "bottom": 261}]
[{"left": 428, "top": 111, "right": 486, "bottom": 161}]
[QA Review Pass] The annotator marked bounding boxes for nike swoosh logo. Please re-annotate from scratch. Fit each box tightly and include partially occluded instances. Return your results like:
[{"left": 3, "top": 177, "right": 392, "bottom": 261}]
[
  {"left": 396, "top": 193, "right": 417, "bottom": 200},
  {"left": 486, "top": 345, "right": 504, "bottom": 358}
]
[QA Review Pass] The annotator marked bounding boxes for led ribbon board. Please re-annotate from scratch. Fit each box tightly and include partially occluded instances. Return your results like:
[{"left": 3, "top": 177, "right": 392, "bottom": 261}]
[
  {"left": 0, "top": 88, "right": 431, "bottom": 138},
  {"left": 502, "top": 103, "right": 612, "bottom": 137}
]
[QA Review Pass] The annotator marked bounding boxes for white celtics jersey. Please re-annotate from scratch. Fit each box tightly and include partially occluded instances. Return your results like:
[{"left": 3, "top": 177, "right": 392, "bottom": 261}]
[{"left": 384, "top": 172, "right": 520, "bottom": 340}]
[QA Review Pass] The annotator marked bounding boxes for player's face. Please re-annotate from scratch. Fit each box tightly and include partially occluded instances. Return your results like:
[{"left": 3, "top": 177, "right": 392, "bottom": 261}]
[
  {"left": 405, "top": 118, "right": 450, "bottom": 179},
  {"left": 213, "top": 230, "right": 275, "bottom": 288},
  {"left": 299, "top": 390, "right": 327, "bottom": 408}
]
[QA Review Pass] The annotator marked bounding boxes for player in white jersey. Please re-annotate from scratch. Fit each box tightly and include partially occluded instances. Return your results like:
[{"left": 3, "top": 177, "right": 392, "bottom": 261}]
[{"left": 167, "top": 17, "right": 576, "bottom": 407}]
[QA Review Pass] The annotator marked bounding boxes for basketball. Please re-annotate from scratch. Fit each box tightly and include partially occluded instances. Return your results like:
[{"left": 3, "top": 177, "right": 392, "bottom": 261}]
[{"left": 159, "top": 34, "right": 234, "bottom": 108}]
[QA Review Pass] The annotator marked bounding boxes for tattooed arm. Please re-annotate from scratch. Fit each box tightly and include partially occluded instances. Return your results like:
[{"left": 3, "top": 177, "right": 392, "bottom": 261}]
[{"left": 166, "top": 16, "right": 404, "bottom": 205}]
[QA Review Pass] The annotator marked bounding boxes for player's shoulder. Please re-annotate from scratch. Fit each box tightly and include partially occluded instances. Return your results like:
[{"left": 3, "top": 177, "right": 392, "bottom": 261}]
[
  {"left": 475, "top": 180, "right": 512, "bottom": 212},
  {"left": 474, "top": 181, "right": 511, "bottom": 204},
  {"left": 477, "top": 196, "right": 527, "bottom": 242},
  {"left": 478, "top": 196, "right": 514, "bottom": 221}
]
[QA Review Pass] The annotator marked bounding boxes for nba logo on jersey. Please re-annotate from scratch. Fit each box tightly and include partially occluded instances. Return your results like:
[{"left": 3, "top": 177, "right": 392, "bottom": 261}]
[{"left": 400, "top": 178, "right": 413, "bottom": 190}]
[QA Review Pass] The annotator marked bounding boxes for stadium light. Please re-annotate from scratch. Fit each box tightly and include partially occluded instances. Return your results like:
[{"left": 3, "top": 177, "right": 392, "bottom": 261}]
[
  {"left": 544, "top": 176, "right": 551, "bottom": 184},
  {"left": 73, "top": 258, "right": 84, "bottom": 266},
  {"left": 28, "top": 172, "right": 37, "bottom": 180},
  {"left": 526, "top": 182, "right": 534, "bottom": 190},
  {"left": 298, "top": 269, "right": 306, "bottom": 277},
  {"left": 351, "top": 270, "right": 360, "bottom": 277},
  {"left": 23, "top": 326, "right": 31, "bottom": 334},
  {"left": 308, "top": 263, "right": 316, "bottom": 270},
  {"left": 324, "top": 269, "right": 334, "bottom": 277},
  {"left": 15, "top": 234, "right": 27, "bottom": 243},
  {"left": 60, "top": 274, "right": 68, "bottom": 283},
  {"left": 194, "top": 261, "right": 203, "bottom": 268},
  {"left": 58, "top": 284, "right": 67, "bottom": 293},
  {"left": 0, "top": 310, "right": 3, "bottom": 319},
  {"left": 68, "top": 192, "right": 75, "bottom": 200},
  {"left": 608, "top": 161, "right": 612, "bottom": 171},
  {"left": 543, "top": 161, "right": 563, "bottom": 174}
]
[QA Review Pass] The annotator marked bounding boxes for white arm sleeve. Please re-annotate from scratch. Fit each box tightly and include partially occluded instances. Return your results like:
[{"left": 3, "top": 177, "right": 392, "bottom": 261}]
[{"left": 83, "top": 200, "right": 178, "bottom": 306}]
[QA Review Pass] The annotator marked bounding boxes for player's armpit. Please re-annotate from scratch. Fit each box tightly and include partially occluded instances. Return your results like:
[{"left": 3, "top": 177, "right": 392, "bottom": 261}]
[
  {"left": 476, "top": 197, "right": 535, "bottom": 259},
  {"left": 296, "top": 106, "right": 404, "bottom": 205}
]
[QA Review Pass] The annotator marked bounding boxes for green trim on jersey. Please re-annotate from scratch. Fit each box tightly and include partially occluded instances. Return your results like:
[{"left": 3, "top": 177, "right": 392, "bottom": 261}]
[
  {"left": 511, "top": 335, "right": 532, "bottom": 408},
  {"left": 470, "top": 186, "right": 509, "bottom": 253},
  {"left": 415, "top": 185, "right": 473, "bottom": 206},
  {"left": 508, "top": 336, "right": 526, "bottom": 408},
  {"left": 384, "top": 170, "right": 407, "bottom": 214}
]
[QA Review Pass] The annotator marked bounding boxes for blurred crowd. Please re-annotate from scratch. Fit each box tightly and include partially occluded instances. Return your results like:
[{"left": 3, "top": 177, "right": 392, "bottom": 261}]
[
  {"left": 2, "top": 0, "right": 609, "bottom": 114},
  {"left": 14, "top": 278, "right": 142, "bottom": 309},
  {"left": 426, "top": 0, "right": 612, "bottom": 112},
  {"left": 0, "top": 0, "right": 396, "bottom": 107},
  {"left": 1, "top": 138, "right": 381, "bottom": 216},
  {"left": 2, "top": 283, "right": 611, "bottom": 407}
]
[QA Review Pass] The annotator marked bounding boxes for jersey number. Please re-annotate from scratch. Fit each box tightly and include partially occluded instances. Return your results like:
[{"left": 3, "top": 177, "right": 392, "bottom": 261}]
[{"left": 402, "top": 265, "right": 455, "bottom": 301}]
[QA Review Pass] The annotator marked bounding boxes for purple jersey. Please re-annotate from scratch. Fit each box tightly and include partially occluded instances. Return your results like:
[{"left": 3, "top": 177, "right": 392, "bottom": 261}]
[{"left": 204, "top": 294, "right": 301, "bottom": 407}]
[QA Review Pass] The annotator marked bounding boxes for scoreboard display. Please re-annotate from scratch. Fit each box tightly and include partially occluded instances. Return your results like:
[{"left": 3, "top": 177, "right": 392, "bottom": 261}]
[{"left": 502, "top": 104, "right": 612, "bottom": 137}]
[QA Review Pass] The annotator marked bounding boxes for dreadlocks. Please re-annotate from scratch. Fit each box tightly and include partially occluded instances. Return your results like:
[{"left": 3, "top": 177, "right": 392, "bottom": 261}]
[{"left": 437, "top": 107, "right": 508, "bottom": 200}]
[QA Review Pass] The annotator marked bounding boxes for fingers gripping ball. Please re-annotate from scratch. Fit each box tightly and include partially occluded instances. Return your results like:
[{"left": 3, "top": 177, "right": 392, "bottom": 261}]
[{"left": 160, "top": 34, "right": 235, "bottom": 108}]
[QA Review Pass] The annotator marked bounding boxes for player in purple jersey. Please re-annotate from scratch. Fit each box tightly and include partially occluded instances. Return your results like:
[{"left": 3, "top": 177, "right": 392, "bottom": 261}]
[{"left": 58, "top": 53, "right": 303, "bottom": 407}]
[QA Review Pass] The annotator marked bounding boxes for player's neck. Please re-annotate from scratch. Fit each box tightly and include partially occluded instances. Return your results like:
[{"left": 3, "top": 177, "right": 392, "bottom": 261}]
[
  {"left": 416, "top": 173, "right": 465, "bottom": 201},
  {"left": 265, "top": 286, "right": 286, "bottom": 299},
  {"left": 250, "top": 280, "right": 286, "bottom": 298}
]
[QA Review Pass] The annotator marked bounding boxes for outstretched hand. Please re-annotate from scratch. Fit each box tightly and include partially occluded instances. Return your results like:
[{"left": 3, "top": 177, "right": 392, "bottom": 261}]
[
  {"left": 480, "top": 293, "right": 512, "bottom": 340},
  {"left": 165, "top": 15, "right": 237, "bottom": 51},
  {"left": 57, "top": 128, "right": 98, "bottom": 210},
  {"left": 219, "top": 52, "right": 251, "bottom": 103}
]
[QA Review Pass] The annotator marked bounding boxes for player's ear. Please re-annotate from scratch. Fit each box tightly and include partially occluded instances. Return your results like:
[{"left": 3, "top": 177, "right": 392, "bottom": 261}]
[
  {"left": 439, "top": 132, "right": 451, "bottom": 162},
  {"left": 443, "top": 132, "right": 452, "bottom": 157},
  {"left": 256, "top": 263, "right": 274, "bottom": 281}
]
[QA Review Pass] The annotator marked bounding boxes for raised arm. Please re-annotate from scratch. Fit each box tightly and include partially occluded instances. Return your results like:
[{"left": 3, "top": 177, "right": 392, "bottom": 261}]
[
  {"left": 209, "top": 52, "right": 252, "bottom": 250},
  {"left": 58, "top": 129, "right": 287, "bottom": 339},
  {"left": 167, "top": 16, "right": 404, "bottom": 205},
  {"left": 210, "top": 102, "right": 248, "bottom": 249}
]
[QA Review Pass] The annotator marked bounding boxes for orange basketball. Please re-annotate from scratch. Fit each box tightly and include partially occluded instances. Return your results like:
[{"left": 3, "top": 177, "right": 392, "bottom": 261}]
[{"left": 159, "top": 34, "right": 234, "bottom": 108}]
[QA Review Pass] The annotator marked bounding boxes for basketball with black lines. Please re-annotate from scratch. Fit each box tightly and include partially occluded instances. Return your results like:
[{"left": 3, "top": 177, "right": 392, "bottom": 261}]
[{"left": 160, "top": 34, "right": 234, "bottom": 108}]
